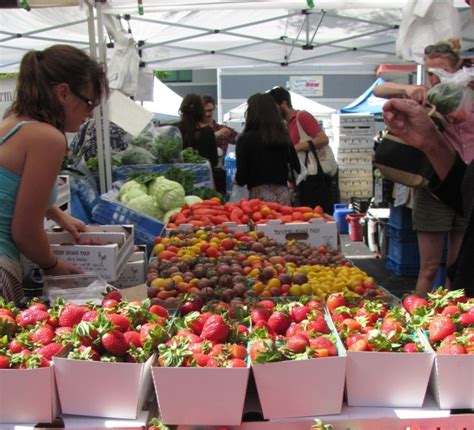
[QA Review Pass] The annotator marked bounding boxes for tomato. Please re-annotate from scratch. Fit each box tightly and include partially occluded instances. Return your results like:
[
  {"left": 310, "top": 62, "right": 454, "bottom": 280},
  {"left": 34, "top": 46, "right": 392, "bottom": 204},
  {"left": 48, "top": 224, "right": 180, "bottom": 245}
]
[
  {"left": 314, "top": 205, "right": 324, "bottom": 215},
  {"left": 158, "top": 250, "right": 176, "bottom": 260},
  {"left": 294, "top": 206, "right": 313, "bottom": 213},
  {"left": 280, "top": 205, "right": 293, "bottom": 215},
  {"left": 252, "top": 211, "right": 263, "bottom": 222},
  {"left": 241, "top": 214, "right": 250, "bottom": 223},
  {"left": 291, "top": 212, "right": 304, "bottom": 221},
  {"left": 220, "top": 238, "right": 235, "bottom": 250},
  {"left": 206, "top": 247, "right": 219, "bottom": 258}
]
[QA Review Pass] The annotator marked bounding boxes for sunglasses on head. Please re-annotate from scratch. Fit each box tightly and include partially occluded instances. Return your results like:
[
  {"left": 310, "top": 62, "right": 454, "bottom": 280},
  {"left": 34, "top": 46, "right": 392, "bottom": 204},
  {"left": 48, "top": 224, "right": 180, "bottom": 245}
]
[{"left": 424, "top": 44, "right": 459, "bottom": 58}]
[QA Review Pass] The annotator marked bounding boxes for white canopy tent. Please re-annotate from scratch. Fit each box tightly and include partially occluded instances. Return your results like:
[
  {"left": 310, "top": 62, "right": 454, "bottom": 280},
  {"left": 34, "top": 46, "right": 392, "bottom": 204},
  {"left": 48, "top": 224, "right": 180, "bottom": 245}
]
[{"left": 223, "top": 90, "right": 336, "bottom": 124}]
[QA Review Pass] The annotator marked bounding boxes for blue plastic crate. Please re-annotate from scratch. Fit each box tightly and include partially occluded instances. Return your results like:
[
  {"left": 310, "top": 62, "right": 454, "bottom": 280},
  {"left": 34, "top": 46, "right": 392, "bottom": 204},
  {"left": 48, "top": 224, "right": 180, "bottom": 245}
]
[
  {"left": 389, "top": 206, "right": 413, "bottom": 230},
  {"left": 386, "top": 223, "right": 417, "bottom": 243},
  {"left": 69, "top": 174, "right": 100, "bottom": 215},
  {"left": 224, "top": 153, "right": 237, "bottom": 195},
  {"left": 387, "top": 237, "right": 420, "bottom": 266},
  {"left": 386, "top": 256, "right": 419, "bottom": 277},
  {"left": 112, "top": 163, "right": 213, "bottom": 190},
  {"left": 91, "top": 189, "right": 165, "bottom": 255},
  {"left": 70, "top": 191, "right": 93, "bottom": 224}
]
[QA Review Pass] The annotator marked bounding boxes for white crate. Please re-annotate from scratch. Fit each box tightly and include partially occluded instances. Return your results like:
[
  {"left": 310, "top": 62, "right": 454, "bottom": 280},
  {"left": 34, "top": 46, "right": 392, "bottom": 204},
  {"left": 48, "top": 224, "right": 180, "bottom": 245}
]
[
  {"left": 336, "top": 125, "right": 376, "bottom": 137},
  {"left": 339, "top": 167, "right": 373, "bottom": 179},
  {"left": 339, "top": 177, "right": 373, "bottom": 192},
  {"left": 333, "top": 113, "right": 375, "bottom": 125},
  {"left": 336, "top": 135, "right": 374, "bottom": 150},
  {"left": 337, "top": 153, "right": 373, "bottom": 169}
]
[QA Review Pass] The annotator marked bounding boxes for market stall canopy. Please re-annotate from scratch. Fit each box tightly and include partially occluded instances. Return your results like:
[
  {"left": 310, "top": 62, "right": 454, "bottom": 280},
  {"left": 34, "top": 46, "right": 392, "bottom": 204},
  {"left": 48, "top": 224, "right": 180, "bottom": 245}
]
[
  {"left": 339, "top": 77, "right": 387, "bottom": 116},
  {"left": 0, "top": 0, "right": 472, "bottom": 72},
  {"left": 139, "top": 77, "right": 183, "bottom": 122},
  {"left": 224, "top": 90, "right": 336, "bottom": 123}
]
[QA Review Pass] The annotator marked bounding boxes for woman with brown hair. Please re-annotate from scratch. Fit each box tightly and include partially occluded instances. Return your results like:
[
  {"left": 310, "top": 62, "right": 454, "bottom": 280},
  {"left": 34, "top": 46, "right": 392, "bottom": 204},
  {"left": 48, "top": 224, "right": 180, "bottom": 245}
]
[
  {"left": 235, "top": 92, "right": 300, "bottom": 204},
  {"left": 374, "top": 38, "right": 474, "bottom": 296},
  {"left": 0, "top": 44, "right": 108, "bottom": 302}
]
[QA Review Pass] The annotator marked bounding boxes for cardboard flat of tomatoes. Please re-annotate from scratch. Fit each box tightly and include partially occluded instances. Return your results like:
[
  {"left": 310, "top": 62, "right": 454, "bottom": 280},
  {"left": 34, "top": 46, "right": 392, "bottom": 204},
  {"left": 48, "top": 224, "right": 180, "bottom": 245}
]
[
  {"left": 165, "top": 221, "right": 250, "bottom": 236},
  {"left": 151, "top": 365, "right": 250, "bottom": 425},
  {"left": 255, "top": 218, "right": 338, "bottom": 249},
  {"left": 53, "top": 352, "right": 154, "bottom": 419},
  {"left": 48, "top": 225, "right": 135, "bottom": 281},
  {"left": 0, "top": 366, "right": 59, "bottom": 423}
]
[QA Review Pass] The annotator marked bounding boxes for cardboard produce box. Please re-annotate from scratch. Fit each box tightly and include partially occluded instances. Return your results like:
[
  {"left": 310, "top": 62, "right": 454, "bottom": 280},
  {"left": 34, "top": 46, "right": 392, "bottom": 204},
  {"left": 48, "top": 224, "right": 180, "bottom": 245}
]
[
  {"left": 430, "top": 349, "right": 474, "bottom": 409},
  {"left": 53, "top": 353, "right": 153, "bottom": 419},
  {"left": 0, "top": 366, "right": 58, "bottom": 423},
  {"left": 48, "top": 225, "right": 134, "bottom": 281},
  {"left": 255, "top": 218, "right": 337, "bottom": 249},
  {"left": 346, "top": 348, "right": 434, "bottom": 408},
  {"left": 165, "top": 221, "right": 251, "bottom": 236},
  {"left": 112, "top": 246, "right": 147, "bottom": 289},
  {"left": 152, "top": 366, "right": 250, "bottom": 425},
  {"left": 252, "top": 353, "right": 346, "bottom": 419}
]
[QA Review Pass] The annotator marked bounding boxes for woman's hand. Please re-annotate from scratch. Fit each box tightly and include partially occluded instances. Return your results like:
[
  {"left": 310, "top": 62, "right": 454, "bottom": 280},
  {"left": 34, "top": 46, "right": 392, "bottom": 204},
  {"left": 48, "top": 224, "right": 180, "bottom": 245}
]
[
  {"left": 44, "top": 258, "right": 83, "bottom": 276},
  {"left": 56, "top": 212, "right": 87, "bottom": 242}
]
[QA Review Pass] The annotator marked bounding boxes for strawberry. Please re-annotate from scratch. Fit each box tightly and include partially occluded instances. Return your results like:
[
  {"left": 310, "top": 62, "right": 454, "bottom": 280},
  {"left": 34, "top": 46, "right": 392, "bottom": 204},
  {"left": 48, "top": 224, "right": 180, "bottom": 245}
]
[
  {"left": 178, "top": 296, "right": 203, "bottom": 315},
  {"left": 459, "top": 312, "right": 474, "bottom": 327},
  {"left": 348, "top": 339, "right": 368, "bottom": 352},
  {"left": 0, "top": 354, "right": 9, "bottom": 369},
  {"left": 402, "top": 294, "right": 421, "bottom": 314},
  {"left": 101, "top": 299, "right": 119, "bottom": 309},
  {"left": 286, "top": 335, "right": 309, "bottom": 353},
  {"left": 192, "top": 352, "right": 210, "bottom": 367},
  {"left": 139, "top": 322, "right": 167, "bottom": 347},
  {"left": 310, "top": 336, "right": 337, "bottom": 356},
  {"left": 106, "top": 313, "right": 130, "bottom": 333},
  {"left": 8, "top": 339, "right": 23, "bottom": 354},
  {"left": 229, "top": 344, "right": 247, "bottom": 360},
  {"left": 438, "top": 342, "right": 466, "bottom": 354},
  {"left": 0, "top": 314, "right": 16, "bottom": 338},
  {"left": 326, "top": 293, "right": 346, "bottom": 313},
  {"left": 81, "top": 310, "right": 99, "bottom": 322},
  {"left": 227, "top": 358, "right": 247, "bottom": 368},
  {"left": 380, "top": 317, "right": 403, "bottom": 337},
  {"left": 149, "top": 304, "right": 169, "bottom": 319},
  {"left": 201, "top": 315, "right": 230, "bottom": 344},
  {"left": 290, "top": 305, "right": 309, "bottom": 323},
  {"left": 429, "top": 315, "right": 456, "bottom": 343},
  {"left": 35, "top": 342, "right": 63, "bottom": 361},
  {"left": 306, "top": 300, "right": 323, "bottom": 311},
  {"left": 16, "top": 309, "right": 50, "bottom": 328},
  {"left": 340, "top": 318, "right": 362, "bottom": 333},
  {"left": 59, "top": 305, "right": 86, "bottom": 328},
  {"left": 251, "top": 308, "right": 270, "bottom": 325},
  {"left": 267, "top": 311, "right": 291, "bottom": 335},
  {"left": 411, "top": 297, "right": 429, "bottom": 312},
  {"left": 346, "top": 334, "right": 366, "bottom": 348},
  {"left": 29, "top": 324, "right": 54, "bottom": 346},
  {"left": 286, "top": 323, "right": 304, "bottom": 337},
  {"left": 403, "top": 342, "right": 421, "bottom": 353},
  {"left": 206, "top": 357, "right": 219, "bottom": 367},
  {"left": 103, "top": 289, "right": 122, "bottom": 302},
  {"left": 28, "top": 303, "right": 48, "bottom": 312},
  {"left": 102, "top": 330, "right": 128, "bottom": 356},
  {"left": 124, "top": 331, "right": 142, "bottom": 348},
  {"left": 441, "top": 305, "right": 461, "bottom": 317},
  {"left": 258, "top": 300, "right": 275, "bottom": 311},
  {"left": 306, "top": 316, "right": 329, "bottom": 334}
]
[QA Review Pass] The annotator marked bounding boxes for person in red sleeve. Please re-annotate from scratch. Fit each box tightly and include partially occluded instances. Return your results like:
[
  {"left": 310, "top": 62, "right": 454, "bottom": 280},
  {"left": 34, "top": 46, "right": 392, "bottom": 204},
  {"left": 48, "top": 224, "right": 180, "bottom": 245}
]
[{"left": 269, "top": 87, "right": 333, "bottom": 212}]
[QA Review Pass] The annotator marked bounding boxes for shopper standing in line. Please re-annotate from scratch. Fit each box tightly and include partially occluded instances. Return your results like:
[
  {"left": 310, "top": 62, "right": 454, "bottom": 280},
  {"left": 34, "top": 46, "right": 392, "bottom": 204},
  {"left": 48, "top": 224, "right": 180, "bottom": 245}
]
[
  {"left": 269, "top": 87, "right": 332, "bottom": 212},
  {"left": 235, "top": 92, "right": 300, "bottom": 205},
  {"left": 374, "top": 38, "right": 474, "bottom": 297},
  {"left": 0, "top": 45, "right": 108, "bottom": 303},
  {"left": 202, "top": 95, "right": 238, "bottom": 165}
]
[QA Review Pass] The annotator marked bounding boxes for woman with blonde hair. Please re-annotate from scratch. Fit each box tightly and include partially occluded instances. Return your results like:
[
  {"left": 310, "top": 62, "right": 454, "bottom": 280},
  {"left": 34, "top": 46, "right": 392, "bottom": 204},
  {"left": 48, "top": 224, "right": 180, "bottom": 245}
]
[
  {"left": 374, "top": 38, "right": 474, "bottom": 296},
  {"left": 0, "top": 44, "right": 108, "bottom": 302}
]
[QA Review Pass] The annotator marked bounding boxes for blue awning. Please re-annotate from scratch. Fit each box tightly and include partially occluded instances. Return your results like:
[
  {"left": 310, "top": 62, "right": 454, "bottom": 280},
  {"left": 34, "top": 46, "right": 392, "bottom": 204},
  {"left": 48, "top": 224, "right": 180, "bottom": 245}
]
[{"left": 339, "top": 77, "right": 387, "bottom": 115}]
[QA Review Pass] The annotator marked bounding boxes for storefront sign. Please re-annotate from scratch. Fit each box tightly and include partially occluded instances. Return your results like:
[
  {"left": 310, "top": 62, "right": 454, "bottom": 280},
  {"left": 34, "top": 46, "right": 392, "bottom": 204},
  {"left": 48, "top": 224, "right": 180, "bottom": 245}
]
[
  {"left": 289, "top": 75, "right": 323, "bottom": 97},
  {"left": 0, "top": 78, "right": 16, "bottom": 119}
]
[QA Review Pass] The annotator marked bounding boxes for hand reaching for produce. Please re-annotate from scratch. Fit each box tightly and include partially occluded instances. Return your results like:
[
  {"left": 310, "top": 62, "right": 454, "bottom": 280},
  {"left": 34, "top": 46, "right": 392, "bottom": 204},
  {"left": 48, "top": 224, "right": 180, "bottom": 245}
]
[
  {"left": 404, "top": 85, "right": 429, "bottom": 105},
  {"left": 43, "top": 257, "right": 83, "bottom": 276},
  {"left": 56, "top": 212, "right": 88, "bottom": 242}
]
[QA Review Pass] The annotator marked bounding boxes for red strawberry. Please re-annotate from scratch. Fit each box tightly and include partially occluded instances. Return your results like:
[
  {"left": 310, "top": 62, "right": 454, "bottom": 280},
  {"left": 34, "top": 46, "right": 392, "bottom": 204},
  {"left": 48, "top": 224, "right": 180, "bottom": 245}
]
[
  {"left": 16, "top": 309, "right": 50, "bottom": 328},
  {"left": 0, "top": 354, "right": 9, "bottom": 369},
  {"left": 286, "top": 323, "right": 304, "bottom": 337},
  {"left": 29, "top": 324, "right": 54, "bottom": 346},
  {"left": 102, "top": 330, "right": 128, "bottom": 356},
  {"left": 103, "top": 290, "right": 122, "bottom": 302},
  {"left": 192, "top": 352, "right": 210, "bottom": 367},
  {"left": 139, "top": 322, "right": 167, "bottom": 346},
  {"left": 346, "top": 334, "right": 366, "bottom": 348},
  {"left": 81, "top": 310, "right": 98, "bottom": 322},
  {"left": 411, "top": 297, "right": 429, "bottom": 312},
  {"left": 28, "top": 303, "right": 48, "bottom": 312},
  {"left": 106, "top": 313, "right": 130, "bottom": 332},
  {"left": 402, "top": 294, "right": 420, "bottom": 314},
  {"left": 459, "top": 312, "right": 474, "bottom": 327},
  {"left": 227, "top": 358, "right": 247, "bottom": 368},
  {"left": 326, "top": 293, "right": 346, "bottom": 313},
  {"left": 267, "top": 311, "right": 291, "bottom": 335},
  {"left": 290, "top": 305, "right": 309, "bottom": 323},
  {"left": 348, "top": 339, "right": 368, "bottom": 352},
  {"left": 310, "top": 336, "right": 337, "bottom": 356},
  {"left": 229, "top": 344, "right": 247, "bottom": 360},
  {"left": 35, "top": 342, "right": 63, "bottom": 361},
  {"left": 0, "top": 309, "right": 13, "bottom": 318},
  {"left": 124, "top": 331, "right": 142, "bottom": 347},
  {"left": 8, "top": 339, "right": 23, "bottom": 354},
  {"left": 306, "top": 300, "right": 323, "bottom": 311},
  {"left": 442, "top": 305, "right": 461, "bottom": 317},
  {"left": 287, "top": 335, "right": 309, "bottom": 353},
  {"left": 178, "top": 296, "right": 203, "bottom": 315},
  {"left": 55, "top": 326, "right": 73, "bottom": 336},
  {"left": 101, "top": 299, "right": 119, "bottom": 309},
  {"left": 236, "top": 324, "right": 249, "bottom": 335},
  {"left": 306, "top": 316, "right": 330, "bottom": 334},
  {"left": 403, "top": 342, "right": 421, "bottom": 353},
  {"left": 201, "top": 315, "right": 230, "bottom": 344},
  {"left": 249, "top": 339, "right": 275, "bottom": 363},
  {"left": 258, "top": 300, "right": 275, "bottom": 311},
  {"left": 251, "top": 308, "right": 270, "bottom": 325},
  {"left": 206, "top": 357, "right": 219, "bottom": 368},
  {"left": 59, "top": 305, "right": 86, "bottom": 328},
  {"left": 380, "top": 317, "right": 403, "bottom": 337},
  {"left": 438, "top": 342, "right": 466, "bottom": 354},
  {"left": 149, "top": 304, "right": 169, "bottom": 319},
  {"left": 429, "top": 315, "right": 456, "bottom": 343}
]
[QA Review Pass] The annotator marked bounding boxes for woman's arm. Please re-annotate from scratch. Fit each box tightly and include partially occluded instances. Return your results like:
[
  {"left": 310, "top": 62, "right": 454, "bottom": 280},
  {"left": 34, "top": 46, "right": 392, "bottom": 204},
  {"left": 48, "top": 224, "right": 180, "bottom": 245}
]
[
  {"left": 373, "top": 82, "right": 429, "bottom": 105},
  {"left": 11, "top": 125, "right": 80, "bottom": 274},
  {"left": 45, "top": 206, "right": 87, "bottom": 240}
]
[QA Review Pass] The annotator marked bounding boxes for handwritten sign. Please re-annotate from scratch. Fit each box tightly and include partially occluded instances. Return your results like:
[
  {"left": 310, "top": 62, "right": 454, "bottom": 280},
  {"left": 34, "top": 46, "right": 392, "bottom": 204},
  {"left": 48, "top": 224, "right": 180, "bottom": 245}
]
[{"left": 289, "top": 76, "right": 323, "bottom": 97}]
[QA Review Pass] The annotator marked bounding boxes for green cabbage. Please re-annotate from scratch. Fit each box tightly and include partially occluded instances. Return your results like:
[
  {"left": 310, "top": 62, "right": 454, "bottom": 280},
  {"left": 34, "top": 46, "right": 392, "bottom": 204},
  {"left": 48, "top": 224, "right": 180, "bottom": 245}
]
[
  {"left": 126, "top": 195, "right": 161, "bottom": 219},
  {"left": 427, "top": 83, "right": 464, "bottom": 115},
  {"left": 121, "top": 188, "right": 147, "bottom": 205},
  {"left": 120, "top": 146, "right": 156, "bottom": 165},
  {"left": 149, "top": 178, "right": 185, "bottom": 211},
  {"left": 118, "top": 180, "right": 147, "bottom": 199},
  {"left": 163, "top": 208, "right": 182, "bottom": 225},
  {"left": 184, "top": 195, "right": 203, "bottom": 206}
]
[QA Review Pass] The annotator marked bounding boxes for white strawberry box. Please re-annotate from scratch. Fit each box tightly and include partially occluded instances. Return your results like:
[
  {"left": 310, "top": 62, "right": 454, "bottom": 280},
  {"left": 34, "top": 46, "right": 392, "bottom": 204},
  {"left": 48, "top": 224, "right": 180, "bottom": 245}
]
[
  {"left": 252, "top": 352, "right": 346, "bottom": 419},
  {"left": 0, "top": 366, "right": 59, "bottom": 423},
  {"left": 429, "top": 348, "right": 474, "bottom": 409},
  {"left": 111, "top": 246, "right": 147, "bottom": 289},
  {"left": 48, "top": 225, "right": 134, "bottom": 281},
  {"left": 255, "top": 218, "right": 338, "bottom": 249},
  {"left": 152, "top": 365, "right": 250, "bottom": 425},
  {"left": 165, "top": 221, "right": 250, "bottom": 235},
  {"left": 53, "top": 353, "right": 153, "bottom": 419},
  {"left": 345, "top": 340, "right": 435, "bottom": 408}
]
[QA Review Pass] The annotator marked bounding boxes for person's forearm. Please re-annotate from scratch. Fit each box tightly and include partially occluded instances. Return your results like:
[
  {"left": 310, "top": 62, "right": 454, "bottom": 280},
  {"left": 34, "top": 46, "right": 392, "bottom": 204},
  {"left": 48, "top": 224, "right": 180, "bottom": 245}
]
[
  {"left": 45, "top": 206, "right": 63, "bottom": 223},
  {"left": 13, "top": 226, "right": 56, "bottom": 269},
  {"left": 294, "top": 135, "right": 328, "bottom": 152},
  {"left": 424, "top": 132, "right": 456, "bottom": 180},
  {"left": 373, "top": 83, "right": 409, "bottom": 99}
]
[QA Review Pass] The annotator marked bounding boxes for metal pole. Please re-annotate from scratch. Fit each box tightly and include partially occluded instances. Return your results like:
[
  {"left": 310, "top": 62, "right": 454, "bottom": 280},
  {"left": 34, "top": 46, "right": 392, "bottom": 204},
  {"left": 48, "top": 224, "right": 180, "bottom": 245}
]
[
  {"left": 416, "top": 64, "right": 425, "bottom": 86},
  {"left": 96, "top": 0, "right": 112, "bottom": 193}
]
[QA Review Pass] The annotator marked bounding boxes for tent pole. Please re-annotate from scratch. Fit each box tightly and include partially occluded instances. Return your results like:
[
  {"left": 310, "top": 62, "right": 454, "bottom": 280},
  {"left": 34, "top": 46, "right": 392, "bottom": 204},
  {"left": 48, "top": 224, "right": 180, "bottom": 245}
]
[
  {"left": 416, "top": 64, "right": 425, "bottom": 86},
  {"left": 217, "top": 68, "right": 222, "bottom": 124},
  {"left": 96, "top": 1, "right": 112, "bottom": 193}
]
